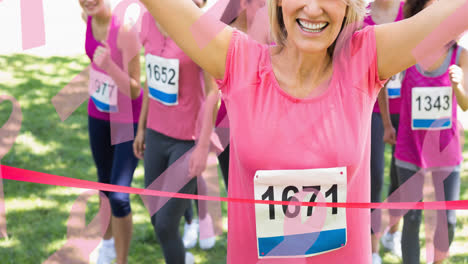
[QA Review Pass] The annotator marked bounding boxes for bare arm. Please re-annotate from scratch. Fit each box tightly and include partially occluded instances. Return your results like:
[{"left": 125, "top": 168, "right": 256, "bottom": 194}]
[
  {"left": 189, "top": 71, "right": 220, "bottom": 177},
  {"left": 452, "top": 48, "right": 468, "bottom": 111},
  {"left": 197, "top": 71, "right": 220, "bottom": 147},
  {"left": 94, "top": 25, "right": 141, "bottom": 99},
  {"left": 376, "top": 0, "right": 468, "bottom": 79},
  {"left": 377, "top": 83, "right": 396, "bottom": 145},
  {"left": 119, "top": 25, "right": 142, "bottom": 99},
  {"left": 133, "top": 80, "right": 149, "bottom": 159},
  {"left": 378, "top": 85, "right": 392, "bottom": 128},
  {"left": 139, "top": 0, "right": 233, "bottom": 79},
  {"left": 139, "top": 81, "right": 150, "bottom": 134}
]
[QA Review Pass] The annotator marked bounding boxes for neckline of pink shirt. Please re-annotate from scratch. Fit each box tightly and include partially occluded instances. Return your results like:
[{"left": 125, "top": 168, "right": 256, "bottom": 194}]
[{"left": 263, "top": 45, "right": 337, "bottom": 104}]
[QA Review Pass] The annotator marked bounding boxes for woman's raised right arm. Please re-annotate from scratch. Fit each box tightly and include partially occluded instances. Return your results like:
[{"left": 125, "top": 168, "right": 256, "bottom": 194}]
[{"left": 139, "top": 0, "right": 233, "bottom": 79}]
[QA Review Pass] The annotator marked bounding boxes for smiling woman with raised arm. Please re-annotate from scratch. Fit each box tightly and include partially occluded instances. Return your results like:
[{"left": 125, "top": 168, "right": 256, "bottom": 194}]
[{"left": 139, "top": 0, "right": 468, "bottom": 263}]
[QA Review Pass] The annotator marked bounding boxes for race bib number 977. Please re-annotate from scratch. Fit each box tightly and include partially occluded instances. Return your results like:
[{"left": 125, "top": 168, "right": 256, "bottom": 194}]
[
  {"left": 411, "top": 87, "right": 452, "bottom": 130},
  {"left": 89, "top": 68, "right": 118, "bottom": 113},
  {"left": 254, "top": 167, "right": 347, "bottom": 259}
]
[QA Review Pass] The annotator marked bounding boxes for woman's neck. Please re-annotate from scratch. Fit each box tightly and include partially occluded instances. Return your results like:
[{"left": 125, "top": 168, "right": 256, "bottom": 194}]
[
  {"left": 373, "top": 0, "right": 400, "bottom": 10},
  {"left": 370, "top": 0, "right": 401, "bottom": 24},
  {"left": 272, "top": 44, "right": 332, "bottom": 98},
  {"left": 93, "top": 8, "right": 112, "bottom": 25},
  {"left": 230, "top": 11, "right": 248, "bottom": 33}
]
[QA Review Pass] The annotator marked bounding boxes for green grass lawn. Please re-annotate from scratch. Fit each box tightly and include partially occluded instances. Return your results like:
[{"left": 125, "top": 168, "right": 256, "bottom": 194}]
[{"left": 0, "top": 53, "right": 467, "bottom": 263}]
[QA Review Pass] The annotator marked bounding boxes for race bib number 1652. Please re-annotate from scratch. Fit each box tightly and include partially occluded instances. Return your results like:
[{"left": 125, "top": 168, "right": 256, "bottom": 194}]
[
  {"left": 254, "top": 167, "right": 347, "bottom": 259},
  {"left": 145, "top": 54, "right": 179, "bottom": 106}
]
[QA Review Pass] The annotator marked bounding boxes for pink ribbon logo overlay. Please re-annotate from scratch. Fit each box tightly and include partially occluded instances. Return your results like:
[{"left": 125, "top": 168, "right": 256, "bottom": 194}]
[
  {"left": 0, "top": 95, "right": 23, "bottom": 239},
  {"left": 2, "top": 0, "right": 468, "bottom": 262},
  {"left": 20, "top": 0, "right": 46, "bottom": 50}
]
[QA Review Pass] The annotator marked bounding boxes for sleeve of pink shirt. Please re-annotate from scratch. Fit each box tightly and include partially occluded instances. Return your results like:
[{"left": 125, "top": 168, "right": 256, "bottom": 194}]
[
  {"left": 335, "top": 25, "right": 387, "bottom": 100},
  {"left": 215, "top": 30, "right": 264, "bottom": 99},
  {"left": 139, "top": 12, "right": 149, "bottom": 47}
]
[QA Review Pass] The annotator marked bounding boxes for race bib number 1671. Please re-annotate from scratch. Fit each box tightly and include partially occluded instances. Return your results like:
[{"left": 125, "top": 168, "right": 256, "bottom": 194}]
[{"left": 254, "top": 167, "right": 347, "bottom": 259}]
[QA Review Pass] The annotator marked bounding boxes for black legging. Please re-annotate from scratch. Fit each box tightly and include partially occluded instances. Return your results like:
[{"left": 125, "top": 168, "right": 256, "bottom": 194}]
[
  {"left": 186, "top": 142, "right": 230, "bottom": 224},
  {"left": 397, "top": 166, "right": 460, "bottom": 264},
  {"left": 370, "top": 112, "right": 400, "bottom": 232},
  {"left": 88, "top": 116, "right": 139, "bottom": 217},
  {"left": 217, "top": 144, "right": 230, "bottom": 190},
  {"left": 144, "top": 129, "right": 197, "bottom": 264},
  {"left": 371, "top": 112, "right": 400, "bottom": 203}
]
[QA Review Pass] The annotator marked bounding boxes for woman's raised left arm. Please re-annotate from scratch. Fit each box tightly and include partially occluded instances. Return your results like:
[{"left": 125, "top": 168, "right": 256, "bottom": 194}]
[{"left": 375, "top": 0, "right": 468, "bottom": 79}]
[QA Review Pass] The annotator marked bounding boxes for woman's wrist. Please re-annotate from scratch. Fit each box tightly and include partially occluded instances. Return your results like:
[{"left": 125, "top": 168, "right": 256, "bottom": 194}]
[{"left": 196, "top": 138, "right": 211, "bottom": 149}]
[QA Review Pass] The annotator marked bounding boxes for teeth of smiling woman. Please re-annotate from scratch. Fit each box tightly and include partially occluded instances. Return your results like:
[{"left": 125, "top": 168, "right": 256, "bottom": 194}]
[{"left": 298, "top": 20, "right": 328, "bottom": 32}]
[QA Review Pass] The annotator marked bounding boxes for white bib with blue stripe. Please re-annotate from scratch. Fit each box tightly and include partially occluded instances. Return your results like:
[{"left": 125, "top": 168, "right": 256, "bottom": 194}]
[
  {"left": 411, "top": 86, "right": 452, "bottom": 130},
  {"left": 146, "top": 54, "right": 180, "bottom": 106},
  {"left": 387, "top": 72, "right": 403, "bottom": 99},
  {"left": 89, "top": 68, "right": 118, "bottom": 113},
  {"left": 254, "top": 167, "right": 347, "bottom": 259}
]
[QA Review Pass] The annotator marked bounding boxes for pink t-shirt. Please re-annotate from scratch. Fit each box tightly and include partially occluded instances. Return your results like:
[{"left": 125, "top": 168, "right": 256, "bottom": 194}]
[
  {"left": 364, "top": 1, "right": 405, "bottom": 114},
  {"left": 140, "top": 11, "right": 205, "bottom": 140},
  {"left": 395, "top": 46, "right": 463, "bottom": 168},
  {"left": 85, "top": 15, "right": 142, "bottom": 123},
  {"left": 217, "top": 27, "right": 385, "bottom": 263}
]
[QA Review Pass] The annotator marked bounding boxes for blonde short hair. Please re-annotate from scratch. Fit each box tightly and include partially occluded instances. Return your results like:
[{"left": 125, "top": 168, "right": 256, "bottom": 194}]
[{"left": 268, "top": 0, "right": 367, "bottom": 51}]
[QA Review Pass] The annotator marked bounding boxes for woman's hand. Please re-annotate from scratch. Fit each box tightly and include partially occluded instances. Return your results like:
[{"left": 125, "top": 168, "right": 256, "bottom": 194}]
[
  {"left": 452, "top": 49, "right": 468, "bottom": 111},
  {"left": 383, "top": 125, "right": 397, "bottom": 145},
  {"left": 189, "top": 143, "right": 210, "bottom": 177},
  {"left": 133, "top": 129, "right": 146, "bottom": 159},
  {"left": 93, "top": 43, "right": 113, "bottom": 71},
  {"left": 449, "top": 64, "right": 464, "bottom": 87}
]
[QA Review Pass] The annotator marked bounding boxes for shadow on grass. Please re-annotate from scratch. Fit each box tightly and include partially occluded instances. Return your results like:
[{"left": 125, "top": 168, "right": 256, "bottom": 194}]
[{"left": 0, "top": 53, "right": 229, "bottom": 263}]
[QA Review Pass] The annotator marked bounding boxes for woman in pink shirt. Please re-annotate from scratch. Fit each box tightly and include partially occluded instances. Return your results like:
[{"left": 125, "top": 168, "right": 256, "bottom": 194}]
[
  {"left": 139, "top": 0, "right": 468, "bottom": 263},
  {"left": 363, "top": 1, "right": 405, "bottom": 262},
  {"left": 391, "top": 0, "right": 468, "bottom": 263},
  {"left": 133, "top": 0, "right": 218, "bottom": 263},
  {"left": 80, "top": 0, "right": 142, "bottom": 263}
]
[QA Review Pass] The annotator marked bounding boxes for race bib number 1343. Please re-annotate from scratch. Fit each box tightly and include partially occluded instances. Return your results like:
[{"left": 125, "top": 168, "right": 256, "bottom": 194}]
[
  {"left": 411, "top": 87, "right": 452, "bottom": 130},
  {"left": 254, "top": 167, "right": 347, "bottom": 259}
]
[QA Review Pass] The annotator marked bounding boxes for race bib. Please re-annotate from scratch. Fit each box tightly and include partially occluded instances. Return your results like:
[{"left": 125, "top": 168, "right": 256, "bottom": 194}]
[
  {"left": 145, "top": 54, "right": 180, "bottom": 106},
  {"left": 387, "top": 72, "right": 402, "bottom": 99},
  {"left": 254, "top": 167, "right": 347, "bottom": 259},
  {"left": 89, "top": 68, "right": 118, "bottom": 113},
  {"left": 411, "top": 87, "right": 452, "bottom": 130}
]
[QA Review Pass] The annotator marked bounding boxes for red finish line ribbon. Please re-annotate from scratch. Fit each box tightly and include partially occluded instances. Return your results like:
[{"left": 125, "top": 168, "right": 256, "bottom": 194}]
[{"left": 2, "top": 165, "right": 468, "bottom": 210}]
